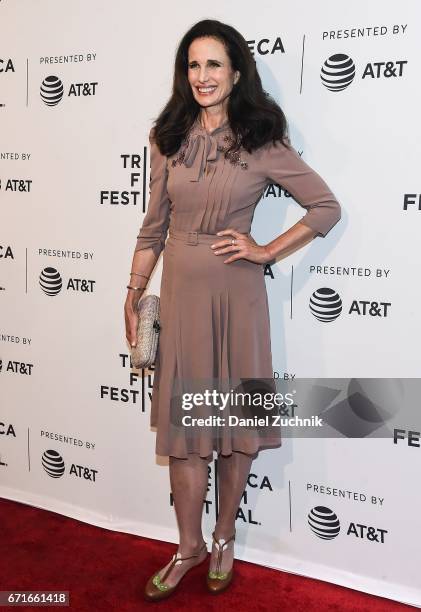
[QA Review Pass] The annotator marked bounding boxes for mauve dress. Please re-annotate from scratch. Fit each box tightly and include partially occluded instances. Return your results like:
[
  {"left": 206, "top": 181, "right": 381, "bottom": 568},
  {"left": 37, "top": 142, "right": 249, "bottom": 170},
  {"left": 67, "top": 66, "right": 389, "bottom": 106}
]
[{"left": 134, "top": 117, "right": 341, "bottom": 458}]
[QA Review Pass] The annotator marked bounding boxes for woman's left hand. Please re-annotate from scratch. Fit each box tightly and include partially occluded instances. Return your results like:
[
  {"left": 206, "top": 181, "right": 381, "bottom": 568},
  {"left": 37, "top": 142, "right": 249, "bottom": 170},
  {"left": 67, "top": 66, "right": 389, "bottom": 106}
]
[{"left": 210, "top": 229, "right": 271, "bottom": 264}]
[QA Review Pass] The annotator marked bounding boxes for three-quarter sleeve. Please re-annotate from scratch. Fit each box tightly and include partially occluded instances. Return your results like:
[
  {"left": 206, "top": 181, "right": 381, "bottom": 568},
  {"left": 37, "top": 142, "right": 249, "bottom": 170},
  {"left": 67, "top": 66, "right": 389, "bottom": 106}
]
[
  {"left": 261, "top": 139, "right": 341, "bottom": 237},
  {"left": 134, "top": 127, "right": 171, "bottom": 257}
]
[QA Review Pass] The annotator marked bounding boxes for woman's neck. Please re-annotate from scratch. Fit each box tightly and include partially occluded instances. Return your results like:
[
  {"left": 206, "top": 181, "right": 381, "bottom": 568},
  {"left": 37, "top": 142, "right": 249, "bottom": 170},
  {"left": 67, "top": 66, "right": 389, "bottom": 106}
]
[{"left": 199, "top": 111, "right": 228, "bottom": 133}]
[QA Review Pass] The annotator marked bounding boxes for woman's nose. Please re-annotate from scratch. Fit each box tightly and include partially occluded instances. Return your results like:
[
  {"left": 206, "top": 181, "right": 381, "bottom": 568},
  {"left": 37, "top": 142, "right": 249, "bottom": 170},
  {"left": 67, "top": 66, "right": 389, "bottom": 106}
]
[{"left": 198, "top": 67, "right": 209, "bottom": 83}]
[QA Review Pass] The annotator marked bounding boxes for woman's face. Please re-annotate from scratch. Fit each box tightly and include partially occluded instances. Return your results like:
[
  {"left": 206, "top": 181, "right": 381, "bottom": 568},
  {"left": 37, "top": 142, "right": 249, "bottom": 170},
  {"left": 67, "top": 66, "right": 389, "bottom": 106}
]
[{"left": 187, "top": 36, "right": 240, "bottom": 113}]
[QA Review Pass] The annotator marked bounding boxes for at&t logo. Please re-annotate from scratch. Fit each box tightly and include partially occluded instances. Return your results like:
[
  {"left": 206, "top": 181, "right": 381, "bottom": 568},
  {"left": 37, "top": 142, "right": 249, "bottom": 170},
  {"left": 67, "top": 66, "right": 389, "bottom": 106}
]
[
  {"left": 40, "top": 75, "right": 98, "bottom": 106},
  {"left": 308, "top": 505, "right": 387, "bottom": 543},
  {"left": 41, "top": 449, "right": 98, "bottom": 481},
  {"left": 309, "top": 287, "right": 391, "bottom": 321},
  {"left": 321, "top": 54, "right": 407, "bottom": 91},
  {"left": 39, "top": 267, "right": 96, "bottom": 295}
]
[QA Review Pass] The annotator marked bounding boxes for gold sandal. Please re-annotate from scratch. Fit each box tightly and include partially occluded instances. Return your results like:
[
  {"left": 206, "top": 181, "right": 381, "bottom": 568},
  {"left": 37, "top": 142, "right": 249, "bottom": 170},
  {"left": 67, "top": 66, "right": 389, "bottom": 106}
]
[
  {"left": 144, "top": 541, "right": 207, "bottom": 601},
  {"left": 207, "top": 530, "right": 236, "bottom": 594}
]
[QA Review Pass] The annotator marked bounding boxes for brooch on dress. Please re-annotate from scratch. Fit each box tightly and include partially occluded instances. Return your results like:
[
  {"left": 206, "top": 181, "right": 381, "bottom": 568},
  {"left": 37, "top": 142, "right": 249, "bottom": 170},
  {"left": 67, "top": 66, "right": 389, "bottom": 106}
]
[
  {"left": 217, "top": 135, "right": 248, "bottom": 170},
  {"left": 171, "top": 135, "right": 191, "bottom": 168}
]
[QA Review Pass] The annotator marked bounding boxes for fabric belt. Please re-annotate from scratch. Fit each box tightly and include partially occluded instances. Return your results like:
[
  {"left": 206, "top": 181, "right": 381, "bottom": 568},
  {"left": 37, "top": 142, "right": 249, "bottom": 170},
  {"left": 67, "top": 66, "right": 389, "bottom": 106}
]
[{"left": 168, "top": 228, "right": 218, "bottom": 246}]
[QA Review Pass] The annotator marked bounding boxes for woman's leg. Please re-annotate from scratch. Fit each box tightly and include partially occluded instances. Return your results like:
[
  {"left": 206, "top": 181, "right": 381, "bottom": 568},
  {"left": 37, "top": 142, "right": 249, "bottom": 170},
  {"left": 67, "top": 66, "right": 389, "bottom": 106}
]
[
  {"left": 209, "top": 451, "right": 254, "bottom": 575},
  {"left": 153, "top": 453, "right": 210, "bottom": 587}
]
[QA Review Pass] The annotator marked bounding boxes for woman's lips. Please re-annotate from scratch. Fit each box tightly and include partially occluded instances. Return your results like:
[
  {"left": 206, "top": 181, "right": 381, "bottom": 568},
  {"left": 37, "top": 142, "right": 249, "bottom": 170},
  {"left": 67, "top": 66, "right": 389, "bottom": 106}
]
[{"left": 196, "top": 86, "right": 217, "bottom": 95}]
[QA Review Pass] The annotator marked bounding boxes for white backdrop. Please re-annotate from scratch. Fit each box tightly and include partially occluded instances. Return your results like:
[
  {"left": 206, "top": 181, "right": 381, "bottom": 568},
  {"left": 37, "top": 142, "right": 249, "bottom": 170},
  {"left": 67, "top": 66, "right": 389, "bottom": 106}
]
[{"left": 1, "top": 0, "right": 420, "bottom": 607}]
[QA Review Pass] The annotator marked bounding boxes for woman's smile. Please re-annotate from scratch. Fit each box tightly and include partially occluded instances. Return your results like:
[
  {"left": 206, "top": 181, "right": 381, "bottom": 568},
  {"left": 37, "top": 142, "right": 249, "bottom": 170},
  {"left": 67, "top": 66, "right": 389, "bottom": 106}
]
[{"left": 196, "top": 85, "right": 217, "bottom": 95}]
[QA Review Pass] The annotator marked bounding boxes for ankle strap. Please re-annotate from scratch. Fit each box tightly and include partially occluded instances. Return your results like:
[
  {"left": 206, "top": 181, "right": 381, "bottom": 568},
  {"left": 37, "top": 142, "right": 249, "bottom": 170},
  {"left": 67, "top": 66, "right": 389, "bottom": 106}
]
[
  {"left": 212, "top": 531, "right": 235, "bottom": 549},
  {"left": 160, "top": 541, "right": 206, "bottom": 584}
]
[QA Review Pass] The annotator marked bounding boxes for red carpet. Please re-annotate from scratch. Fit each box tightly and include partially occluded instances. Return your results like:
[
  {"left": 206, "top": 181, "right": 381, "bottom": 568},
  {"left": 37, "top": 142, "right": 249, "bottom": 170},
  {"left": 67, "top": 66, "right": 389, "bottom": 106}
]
[{"left": 0, "top": 497, "right": 413, "bottom": 611}]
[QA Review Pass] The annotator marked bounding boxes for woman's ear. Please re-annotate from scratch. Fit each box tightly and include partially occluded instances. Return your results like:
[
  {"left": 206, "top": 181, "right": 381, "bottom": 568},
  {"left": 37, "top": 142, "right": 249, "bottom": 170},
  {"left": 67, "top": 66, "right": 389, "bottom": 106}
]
[{"left": 234, "top": 71, "right": 240, "bottom": 85}]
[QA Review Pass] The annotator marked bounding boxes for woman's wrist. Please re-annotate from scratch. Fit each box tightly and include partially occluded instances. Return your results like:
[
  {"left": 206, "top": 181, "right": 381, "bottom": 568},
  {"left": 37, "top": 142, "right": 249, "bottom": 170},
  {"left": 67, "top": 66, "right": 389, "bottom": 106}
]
[
  {"left": 263, "top": 243, "right": 275, "bottom": 261},
  {"left": 126, "top": 285, "right": 146, "bottom": 293},
  {"left": 128, "top": 271, "right": 149, "bottom": 292},
  {"left": 125, "top": 287, "right": 144, "bottom": 310}
]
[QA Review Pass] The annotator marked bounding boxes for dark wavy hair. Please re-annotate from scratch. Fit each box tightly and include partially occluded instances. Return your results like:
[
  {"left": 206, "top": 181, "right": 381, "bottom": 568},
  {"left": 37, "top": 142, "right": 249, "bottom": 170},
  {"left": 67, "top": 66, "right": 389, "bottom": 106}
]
[{"left": 152, "top": 19, "right": 288, "bottom": 157}]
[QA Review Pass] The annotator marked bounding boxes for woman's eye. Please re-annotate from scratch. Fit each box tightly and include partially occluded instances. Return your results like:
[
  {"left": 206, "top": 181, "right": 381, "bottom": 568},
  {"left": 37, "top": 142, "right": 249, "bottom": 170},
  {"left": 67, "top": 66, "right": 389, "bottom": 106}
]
[{"left": 189, "top": 62, "right": 220, "bottom": 69}]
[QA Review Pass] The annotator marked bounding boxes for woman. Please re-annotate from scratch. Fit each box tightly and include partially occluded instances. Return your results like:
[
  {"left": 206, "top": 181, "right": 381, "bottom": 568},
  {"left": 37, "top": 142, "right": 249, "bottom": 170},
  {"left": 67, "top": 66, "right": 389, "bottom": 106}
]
[{"left": 124, "top": 19, "right": 341, "bottom": 601}]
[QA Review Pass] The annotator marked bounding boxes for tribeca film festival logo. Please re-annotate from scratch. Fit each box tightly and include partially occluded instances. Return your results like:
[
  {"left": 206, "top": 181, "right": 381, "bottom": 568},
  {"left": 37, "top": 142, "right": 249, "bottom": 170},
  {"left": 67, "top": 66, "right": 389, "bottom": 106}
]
[
  {"left": 41, "top": 449, "right": 98, "bottom": 482},
  {"left": 40, "top": 75, "right": 98, "bottom": 106},
  {"left": 236, "top": 471, "right": 274, "bottom": 526},
  {"left": 228, "top": 470, "right": 275, "bottom": 526},
  {"left": 0, "top": 244, "right": 14, "bottom": 260},
  {"left": 309, "top": 287, "right": 391, "bottom": 322},
  {"left": 247, "top": 36, "right": 285, "bottom": 56},
  {"left": 394, "top": 428, "right": 421, "bottom": 449},
  {"left": 0, "top": 57, "right": 14, "bottom": 108},
  {"left": 100, "top": 355, "right": 155, "bottom": 413},
  {"left": 403, "top": 193, "right": 421, "bottom": 212},
  {"left": 0, "top": 58, "right": 14, "bottom": 73},
  {"left": 0, "top": 421, "right": 16, "bottom": 438},
  {"left": 0, "top": 420, "right": 16, "bottom": 468},
  {"left": 308, "top": 506, "right": 387, "bottom": 543},
  {"left": 320, "top": 54, "right": 407, "bottom": 92},
  {"left": 100, "top": 154, "right": 145, "bottom": 208},
  {"left": 170, "top": 465, "right": 274, "bottom": 526},
  {"left": 39, "top": 267, "right": 95, "bottom": 295}
]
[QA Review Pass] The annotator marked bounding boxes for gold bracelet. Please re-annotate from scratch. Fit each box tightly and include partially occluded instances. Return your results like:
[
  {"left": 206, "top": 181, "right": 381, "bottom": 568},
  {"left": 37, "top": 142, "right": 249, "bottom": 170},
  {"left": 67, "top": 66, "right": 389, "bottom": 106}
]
[
  {"left": 130, "top": 272, "right": 150, "bottom": 280},
  {"left": 126, "top": 285, "right": 146, "bottom": 291}
]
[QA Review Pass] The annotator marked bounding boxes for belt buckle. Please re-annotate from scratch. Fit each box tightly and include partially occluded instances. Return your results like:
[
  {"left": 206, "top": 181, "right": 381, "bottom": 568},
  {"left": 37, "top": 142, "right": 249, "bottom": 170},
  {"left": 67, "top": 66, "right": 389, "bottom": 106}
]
[{"left": 187, "top": 231, "right": 198, "bottom": 246}]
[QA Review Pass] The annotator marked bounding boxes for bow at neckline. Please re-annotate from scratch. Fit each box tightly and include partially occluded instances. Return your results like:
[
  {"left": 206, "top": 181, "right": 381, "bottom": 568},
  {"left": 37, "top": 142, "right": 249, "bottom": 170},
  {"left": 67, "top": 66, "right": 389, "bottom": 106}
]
[{"left": 182, "top": 118, "right": 231, "bottom": 182}]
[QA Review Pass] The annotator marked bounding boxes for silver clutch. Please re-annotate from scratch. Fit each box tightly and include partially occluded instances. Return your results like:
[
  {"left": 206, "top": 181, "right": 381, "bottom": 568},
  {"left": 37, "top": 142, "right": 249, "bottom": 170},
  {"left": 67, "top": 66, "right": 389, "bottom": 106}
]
[{"left": 131, "top": 294, "right": 161, "bottom": 369}]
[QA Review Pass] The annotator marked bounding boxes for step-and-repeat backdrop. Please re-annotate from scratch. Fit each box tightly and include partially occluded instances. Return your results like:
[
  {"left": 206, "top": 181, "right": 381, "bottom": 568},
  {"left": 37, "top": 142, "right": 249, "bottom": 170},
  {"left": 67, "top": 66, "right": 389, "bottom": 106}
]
[{"left": 1, "top": 0, "right": 420, "bottom": 607}]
